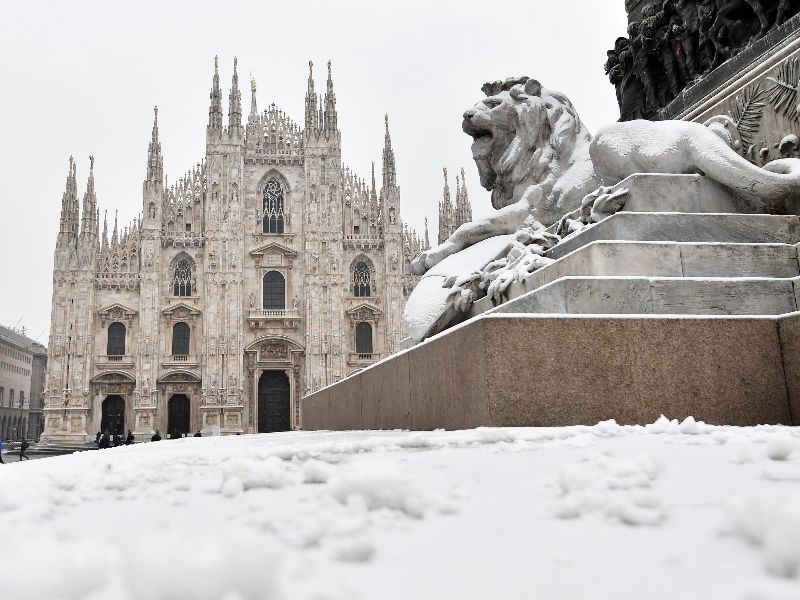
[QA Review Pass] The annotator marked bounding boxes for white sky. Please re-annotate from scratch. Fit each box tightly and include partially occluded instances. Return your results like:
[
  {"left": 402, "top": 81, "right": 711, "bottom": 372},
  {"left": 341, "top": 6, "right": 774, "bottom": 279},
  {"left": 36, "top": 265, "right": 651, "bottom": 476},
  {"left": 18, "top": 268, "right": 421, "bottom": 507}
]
[{"left": 0, "top": 0, "right": 627, "bottom": 342}]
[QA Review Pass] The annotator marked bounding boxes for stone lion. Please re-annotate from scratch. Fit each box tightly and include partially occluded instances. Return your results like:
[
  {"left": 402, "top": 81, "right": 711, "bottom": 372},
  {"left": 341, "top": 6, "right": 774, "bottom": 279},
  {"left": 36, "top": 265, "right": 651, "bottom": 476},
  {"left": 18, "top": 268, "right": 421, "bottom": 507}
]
[
  {"left": 404, "top": 76, "right": 800, "bottom": 341},
  {"left": 411, "top": 76, "right": 800, "bottom": 275}
]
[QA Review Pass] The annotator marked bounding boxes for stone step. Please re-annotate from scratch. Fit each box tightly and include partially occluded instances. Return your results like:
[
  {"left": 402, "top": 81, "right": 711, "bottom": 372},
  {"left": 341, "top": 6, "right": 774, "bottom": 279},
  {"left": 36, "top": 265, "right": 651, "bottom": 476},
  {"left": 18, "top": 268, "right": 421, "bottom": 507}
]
[
  {"left": 301, "top": 311, "right": 800, "bottom": 429},
  {"left": 492, "top": 276, "right": 799, "bottom": 316},
  {"left": 547, "top": 213, "right": 800, "bottom": 261},
  {"left": 471, "top": 241, "right": 800, "bottom": 316}
]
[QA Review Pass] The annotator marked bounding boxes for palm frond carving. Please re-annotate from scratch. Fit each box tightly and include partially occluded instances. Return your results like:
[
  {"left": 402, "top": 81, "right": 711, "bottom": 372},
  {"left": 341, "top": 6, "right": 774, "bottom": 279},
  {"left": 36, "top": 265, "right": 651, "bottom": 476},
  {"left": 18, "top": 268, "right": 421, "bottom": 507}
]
[
  {"left": 727, "top": 83, "right": 766, "bottom": 149},
  {"left": 766, "top": 58, "right": 800, "bottom": 125}
]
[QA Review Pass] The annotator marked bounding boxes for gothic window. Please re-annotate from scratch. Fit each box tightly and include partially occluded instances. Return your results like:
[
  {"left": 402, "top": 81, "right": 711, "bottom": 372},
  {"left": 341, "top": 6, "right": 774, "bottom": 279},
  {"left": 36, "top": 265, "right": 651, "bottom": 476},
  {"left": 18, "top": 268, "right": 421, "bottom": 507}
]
[
  {"left": 356, "top": 322, "right": 373, "bottom": 355},
  {"left": 107, "top": 322, "right": 126, "bottom": 356},
  {"left": 172, "top": 322, "right": 190, "bottom": 356},
  {"left": 263, "top": 271, "right": 286, "bottom": 310},
  {"left": 173, "top": 258, "right": 192, "bottom": 296},
  {"left": 262, "top": 178, "right": 285, "bottom": 234},
  {"left": 353, "top": 261, "right": 371, "bottom": 297}
]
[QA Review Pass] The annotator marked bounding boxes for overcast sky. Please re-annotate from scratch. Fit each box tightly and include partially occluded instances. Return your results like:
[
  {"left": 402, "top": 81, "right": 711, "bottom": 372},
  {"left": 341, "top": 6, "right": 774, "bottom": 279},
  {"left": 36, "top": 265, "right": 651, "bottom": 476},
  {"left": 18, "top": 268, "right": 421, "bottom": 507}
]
[{"left": 0, "top": 0, "right": 627, "bottom": 342}]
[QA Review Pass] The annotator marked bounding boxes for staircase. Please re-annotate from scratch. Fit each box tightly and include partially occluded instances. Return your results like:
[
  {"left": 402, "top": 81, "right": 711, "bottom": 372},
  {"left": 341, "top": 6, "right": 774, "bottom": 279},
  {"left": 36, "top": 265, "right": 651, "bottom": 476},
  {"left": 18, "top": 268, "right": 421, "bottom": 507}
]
[{"left": 301, "top": 174, "right": 800, "bottom": 430}]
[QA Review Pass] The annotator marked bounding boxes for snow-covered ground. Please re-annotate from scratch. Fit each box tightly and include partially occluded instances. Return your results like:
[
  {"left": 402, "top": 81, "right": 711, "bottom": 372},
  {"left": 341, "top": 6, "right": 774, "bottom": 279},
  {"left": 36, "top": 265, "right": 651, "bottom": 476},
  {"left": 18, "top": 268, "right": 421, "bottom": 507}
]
[{"left": 2, "top": 417, "right": 800, "bottom": 600}]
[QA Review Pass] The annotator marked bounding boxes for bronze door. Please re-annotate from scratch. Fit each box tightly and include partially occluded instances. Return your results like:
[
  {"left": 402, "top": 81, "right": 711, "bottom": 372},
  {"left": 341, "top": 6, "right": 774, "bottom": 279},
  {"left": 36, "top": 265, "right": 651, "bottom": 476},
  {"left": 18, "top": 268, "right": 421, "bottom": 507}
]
[
  {"left": 168, "top": 394, "right": 191, "bottom": 436},
  {"left": 101, "top": 395, "right": 125, "bottom": 435},
  {"left": 258, "top": 371, "right": 290, "bottom": 433}
]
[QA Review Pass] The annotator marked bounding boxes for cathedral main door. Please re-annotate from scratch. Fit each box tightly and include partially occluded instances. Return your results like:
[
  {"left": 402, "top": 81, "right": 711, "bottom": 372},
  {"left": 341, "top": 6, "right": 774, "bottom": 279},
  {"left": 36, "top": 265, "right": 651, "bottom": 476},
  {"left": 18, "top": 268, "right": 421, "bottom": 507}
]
[
  {"left": 168, "top": 394, "right": 191, "bottom": 436},
  {"left": 101, "top": 395, "right": 125, "bottom": 435},
  {"left": 258, "top": 371, "right": 290, "bottom": 433}
]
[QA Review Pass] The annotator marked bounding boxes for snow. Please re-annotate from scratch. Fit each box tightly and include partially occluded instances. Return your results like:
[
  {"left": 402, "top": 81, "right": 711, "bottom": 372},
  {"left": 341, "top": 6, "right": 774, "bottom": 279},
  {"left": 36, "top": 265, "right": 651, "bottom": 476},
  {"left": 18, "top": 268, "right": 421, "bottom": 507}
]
[{"left": 2, "top": 420, "right": 800, "bottom": 599}]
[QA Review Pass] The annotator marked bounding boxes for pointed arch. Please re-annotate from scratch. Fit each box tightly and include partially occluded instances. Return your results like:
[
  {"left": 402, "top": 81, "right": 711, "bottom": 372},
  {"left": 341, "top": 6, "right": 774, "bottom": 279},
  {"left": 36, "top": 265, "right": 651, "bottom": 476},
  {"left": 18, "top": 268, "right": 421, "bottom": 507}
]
[
  {"left": 350, "top": 255, "right": 375, "bottom": 297},
  {"left": 258, "top": 170, "right": 291, "bottom": 235},
  {"left": 169, "top": 251, "right": 196, "bottom": 297}
]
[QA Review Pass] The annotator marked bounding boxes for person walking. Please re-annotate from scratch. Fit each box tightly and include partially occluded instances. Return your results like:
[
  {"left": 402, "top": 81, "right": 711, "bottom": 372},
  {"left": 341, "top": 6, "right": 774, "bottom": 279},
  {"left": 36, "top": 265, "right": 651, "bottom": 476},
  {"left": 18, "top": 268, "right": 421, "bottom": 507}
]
[
  {"left": 151, "top": 429, "right": 162, "bottom": 442},
  {"left": 19, "top": 439, "right": 30, "bottom": 461},
  {"left": 95, "top": 431, "right": 102, "bottom": 447},
  {"left": 193, "top": 430, "right": 202, "bottom": 437},
  {"left": 125, "top": 430, "right": 135, "bottom": 445},
  {"left": 99, "top": 429, "right": 110, "bottom": 449}
]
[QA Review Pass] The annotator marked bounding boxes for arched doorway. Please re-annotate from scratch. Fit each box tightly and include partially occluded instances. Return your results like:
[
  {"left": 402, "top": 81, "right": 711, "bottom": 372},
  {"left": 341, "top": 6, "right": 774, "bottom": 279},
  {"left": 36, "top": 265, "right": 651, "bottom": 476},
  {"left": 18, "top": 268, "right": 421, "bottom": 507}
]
[
  {"left": 258, "top": 371, "right": 290, "bottom": 433},
  {"left": 168, "top": 394, "right": 191, "bottom": 437},
  {"left": 101, "top": 395, "right": 125, "bottom": 435}
]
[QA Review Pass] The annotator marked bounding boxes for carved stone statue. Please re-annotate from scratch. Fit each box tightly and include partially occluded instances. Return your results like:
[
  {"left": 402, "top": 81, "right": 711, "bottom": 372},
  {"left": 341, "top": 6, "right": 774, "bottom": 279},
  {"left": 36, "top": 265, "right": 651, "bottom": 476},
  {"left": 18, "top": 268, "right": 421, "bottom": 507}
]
[
  {"left": 406, "top": 77, "right": 800, "bottom": 340},
  {"left": 606, "top": 0, "right": 800, "bottom": 119}
]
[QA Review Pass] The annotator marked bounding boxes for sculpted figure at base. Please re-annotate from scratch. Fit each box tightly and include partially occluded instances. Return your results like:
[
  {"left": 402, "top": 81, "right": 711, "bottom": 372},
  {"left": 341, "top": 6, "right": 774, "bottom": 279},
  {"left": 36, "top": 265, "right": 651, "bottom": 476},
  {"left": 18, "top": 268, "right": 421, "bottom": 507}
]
[{"left": 405, "top": 76, "right": 800, "bottom": 341}]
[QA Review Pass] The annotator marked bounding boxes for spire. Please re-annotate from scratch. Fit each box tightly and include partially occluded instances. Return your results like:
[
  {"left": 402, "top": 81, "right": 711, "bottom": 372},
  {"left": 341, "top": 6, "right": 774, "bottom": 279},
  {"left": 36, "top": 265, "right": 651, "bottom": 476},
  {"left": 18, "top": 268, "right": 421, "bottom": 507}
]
[
  {"left": 208, "top": 55, "right": 223, "bottom": 130},
  {"left": 248, "top": 72, "right": 258, "bottom": 124},
  {"left": 438, "top": 167, "right": 455, "bottom": 244},
  {"left": 382, "top": 114, "right": 396, "bottom": 188},
  {"left": 323, "top": 60, "right": 337, "bottom": 136},
  {"left": 147, "top": 106, "right": 163, "bottom": 182},
  {"left": 228, "top": 57, "right": 242, "bottom": 130},
  {"left": 111, "top": 209, "right": 118, "bottom": 247},
  {"left": 424, "top": 217, "right": 431, "bottom": 250},
  {"left": 455, "top": 166, "right": 473, "bottom": 227},
  {"left": 304, "top": 60, "right": 317, "bottom": 133},
  {"left": 370, "top": 161, "right": 378, "bottom": 203},
  {"left": 80, "top": 155, "right": 98, "bottom": 242},
  {"left": 58, "top": 156, "right": 80, "bottom": 248},
  {"left": 101, "top": 210, "right": 108, "bottom": 251}
]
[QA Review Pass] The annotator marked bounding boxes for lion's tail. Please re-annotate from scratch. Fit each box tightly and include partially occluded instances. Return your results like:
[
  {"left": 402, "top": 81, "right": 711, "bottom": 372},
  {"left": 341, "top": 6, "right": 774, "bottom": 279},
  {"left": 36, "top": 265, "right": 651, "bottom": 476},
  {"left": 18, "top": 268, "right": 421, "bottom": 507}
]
[{"left": 689, "top": 129, "right": 800, "bottom": 204}]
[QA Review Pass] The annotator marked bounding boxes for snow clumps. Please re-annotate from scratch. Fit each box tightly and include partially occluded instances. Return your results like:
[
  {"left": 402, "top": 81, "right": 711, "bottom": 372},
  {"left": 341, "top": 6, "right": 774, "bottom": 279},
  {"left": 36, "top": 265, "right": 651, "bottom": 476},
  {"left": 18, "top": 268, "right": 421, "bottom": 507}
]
[
  {"left": 330, "top": 467, "right": 425, "bottom": 518},
  {"left": 645, "top": 415, "right": 707, "bottom": 435},
  {"left": 725, "top": 495, "right": 800, "bottom": 579},
  {"left": 555, "top": 452, "right": 666, "bottom": 526}
]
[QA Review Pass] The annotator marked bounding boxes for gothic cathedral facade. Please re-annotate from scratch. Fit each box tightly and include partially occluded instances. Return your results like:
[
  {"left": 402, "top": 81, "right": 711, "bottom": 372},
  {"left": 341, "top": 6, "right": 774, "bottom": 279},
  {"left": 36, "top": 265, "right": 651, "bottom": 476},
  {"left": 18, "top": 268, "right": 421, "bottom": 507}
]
[{"left": 41, "top": 58, "right": 427, "bottom": 444}]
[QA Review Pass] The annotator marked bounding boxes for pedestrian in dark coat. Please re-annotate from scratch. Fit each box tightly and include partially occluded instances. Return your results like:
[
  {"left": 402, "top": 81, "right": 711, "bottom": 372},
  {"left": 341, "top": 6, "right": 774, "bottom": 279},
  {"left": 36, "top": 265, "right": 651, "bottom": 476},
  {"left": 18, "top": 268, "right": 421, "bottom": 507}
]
[
  {"left": 193, "top": 431, "right": 201, "bottom": 437},
  {"left": 19, "top": 439, "right": 30, "bottom": 461},
  {"left": 100, "top": 430, "right": 110, "bottom": 449},
  {"left": 151, "top": 429, "right": 162, "bottom": 442},
  {"left": 125, "top": 430, "right": 135, "bottom": 445},
  {"left": 95, "top": 431, "right": 102, "bottom": 446}
]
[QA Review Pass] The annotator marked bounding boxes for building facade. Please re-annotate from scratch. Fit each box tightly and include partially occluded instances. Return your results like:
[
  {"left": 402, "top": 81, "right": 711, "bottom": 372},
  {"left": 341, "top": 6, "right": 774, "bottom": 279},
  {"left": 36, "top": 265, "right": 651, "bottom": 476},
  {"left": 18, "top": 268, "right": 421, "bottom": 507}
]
[
  {"left": 0, "top": 325, "right": 47, "bottom": 441},
  {"left": 437, "top": 167, "right": 473, "bottom": 245},
  {"left": 40, "top": 58, "right": 427, "bottom": 444}
]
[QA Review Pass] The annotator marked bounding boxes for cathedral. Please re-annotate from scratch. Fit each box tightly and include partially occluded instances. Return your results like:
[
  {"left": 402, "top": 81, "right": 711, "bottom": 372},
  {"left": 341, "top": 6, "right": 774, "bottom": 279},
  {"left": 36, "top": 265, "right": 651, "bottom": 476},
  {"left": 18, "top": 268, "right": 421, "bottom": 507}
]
[{"left": 41, "top": 57, "right": 428, "bottom": 444}]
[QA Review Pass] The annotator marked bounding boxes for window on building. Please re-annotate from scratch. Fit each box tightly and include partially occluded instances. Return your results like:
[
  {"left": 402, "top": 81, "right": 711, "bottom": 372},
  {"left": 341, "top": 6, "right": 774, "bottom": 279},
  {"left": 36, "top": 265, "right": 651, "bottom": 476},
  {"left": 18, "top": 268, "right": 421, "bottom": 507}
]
[
  {"left": 0, "top": 387, "right": 4, "bottom": 407},
  {"left": 263, "top": 271, "right": 286, "bottom": 310},
  {"left": 172, "top": 322, "right": 190, "bottom": 356},
  {"left": 173, "top": 258, "right": 192, "bottom": 296},
  {"left": 353, "top": 262, "right": 371, "bottom": 297},
  {"left": 185, "top": 223, "right": 192, "bottom": 232},
  {"left": 107, "top": 322, "right": 126, "bottom": 356},
  {"left": 9, "top": 389, "right": 14, "bottom": 408},
  {"left": 19, "top": 391, "right": 24, "bottom": 407},
  {"left": 262, "top": 178, "right": 285, "bottom": 234},
  {"left": 356, "top": 322, "right": 373, "bottom": 355}
]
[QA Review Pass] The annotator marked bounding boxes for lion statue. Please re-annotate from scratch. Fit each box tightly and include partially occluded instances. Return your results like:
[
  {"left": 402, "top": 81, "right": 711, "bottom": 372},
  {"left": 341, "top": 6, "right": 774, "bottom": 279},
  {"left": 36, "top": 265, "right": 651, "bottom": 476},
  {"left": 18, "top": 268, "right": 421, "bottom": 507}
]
[{"left": 404, "top": 76, "right": 800, "bottom": 341}]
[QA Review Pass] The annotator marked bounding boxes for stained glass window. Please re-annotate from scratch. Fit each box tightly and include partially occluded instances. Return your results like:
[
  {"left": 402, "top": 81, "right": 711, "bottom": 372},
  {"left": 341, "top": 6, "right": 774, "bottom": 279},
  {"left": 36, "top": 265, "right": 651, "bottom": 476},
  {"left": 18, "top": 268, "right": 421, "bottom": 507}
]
[
  {"left": 173, "top": 258, "right": 192, "bottom": 296},
  {"left": 353, "top": 262, "right": 371, "bottom": 297},
  {"left": 263, "top": 179, "right": 285, "bottom": 234}
]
